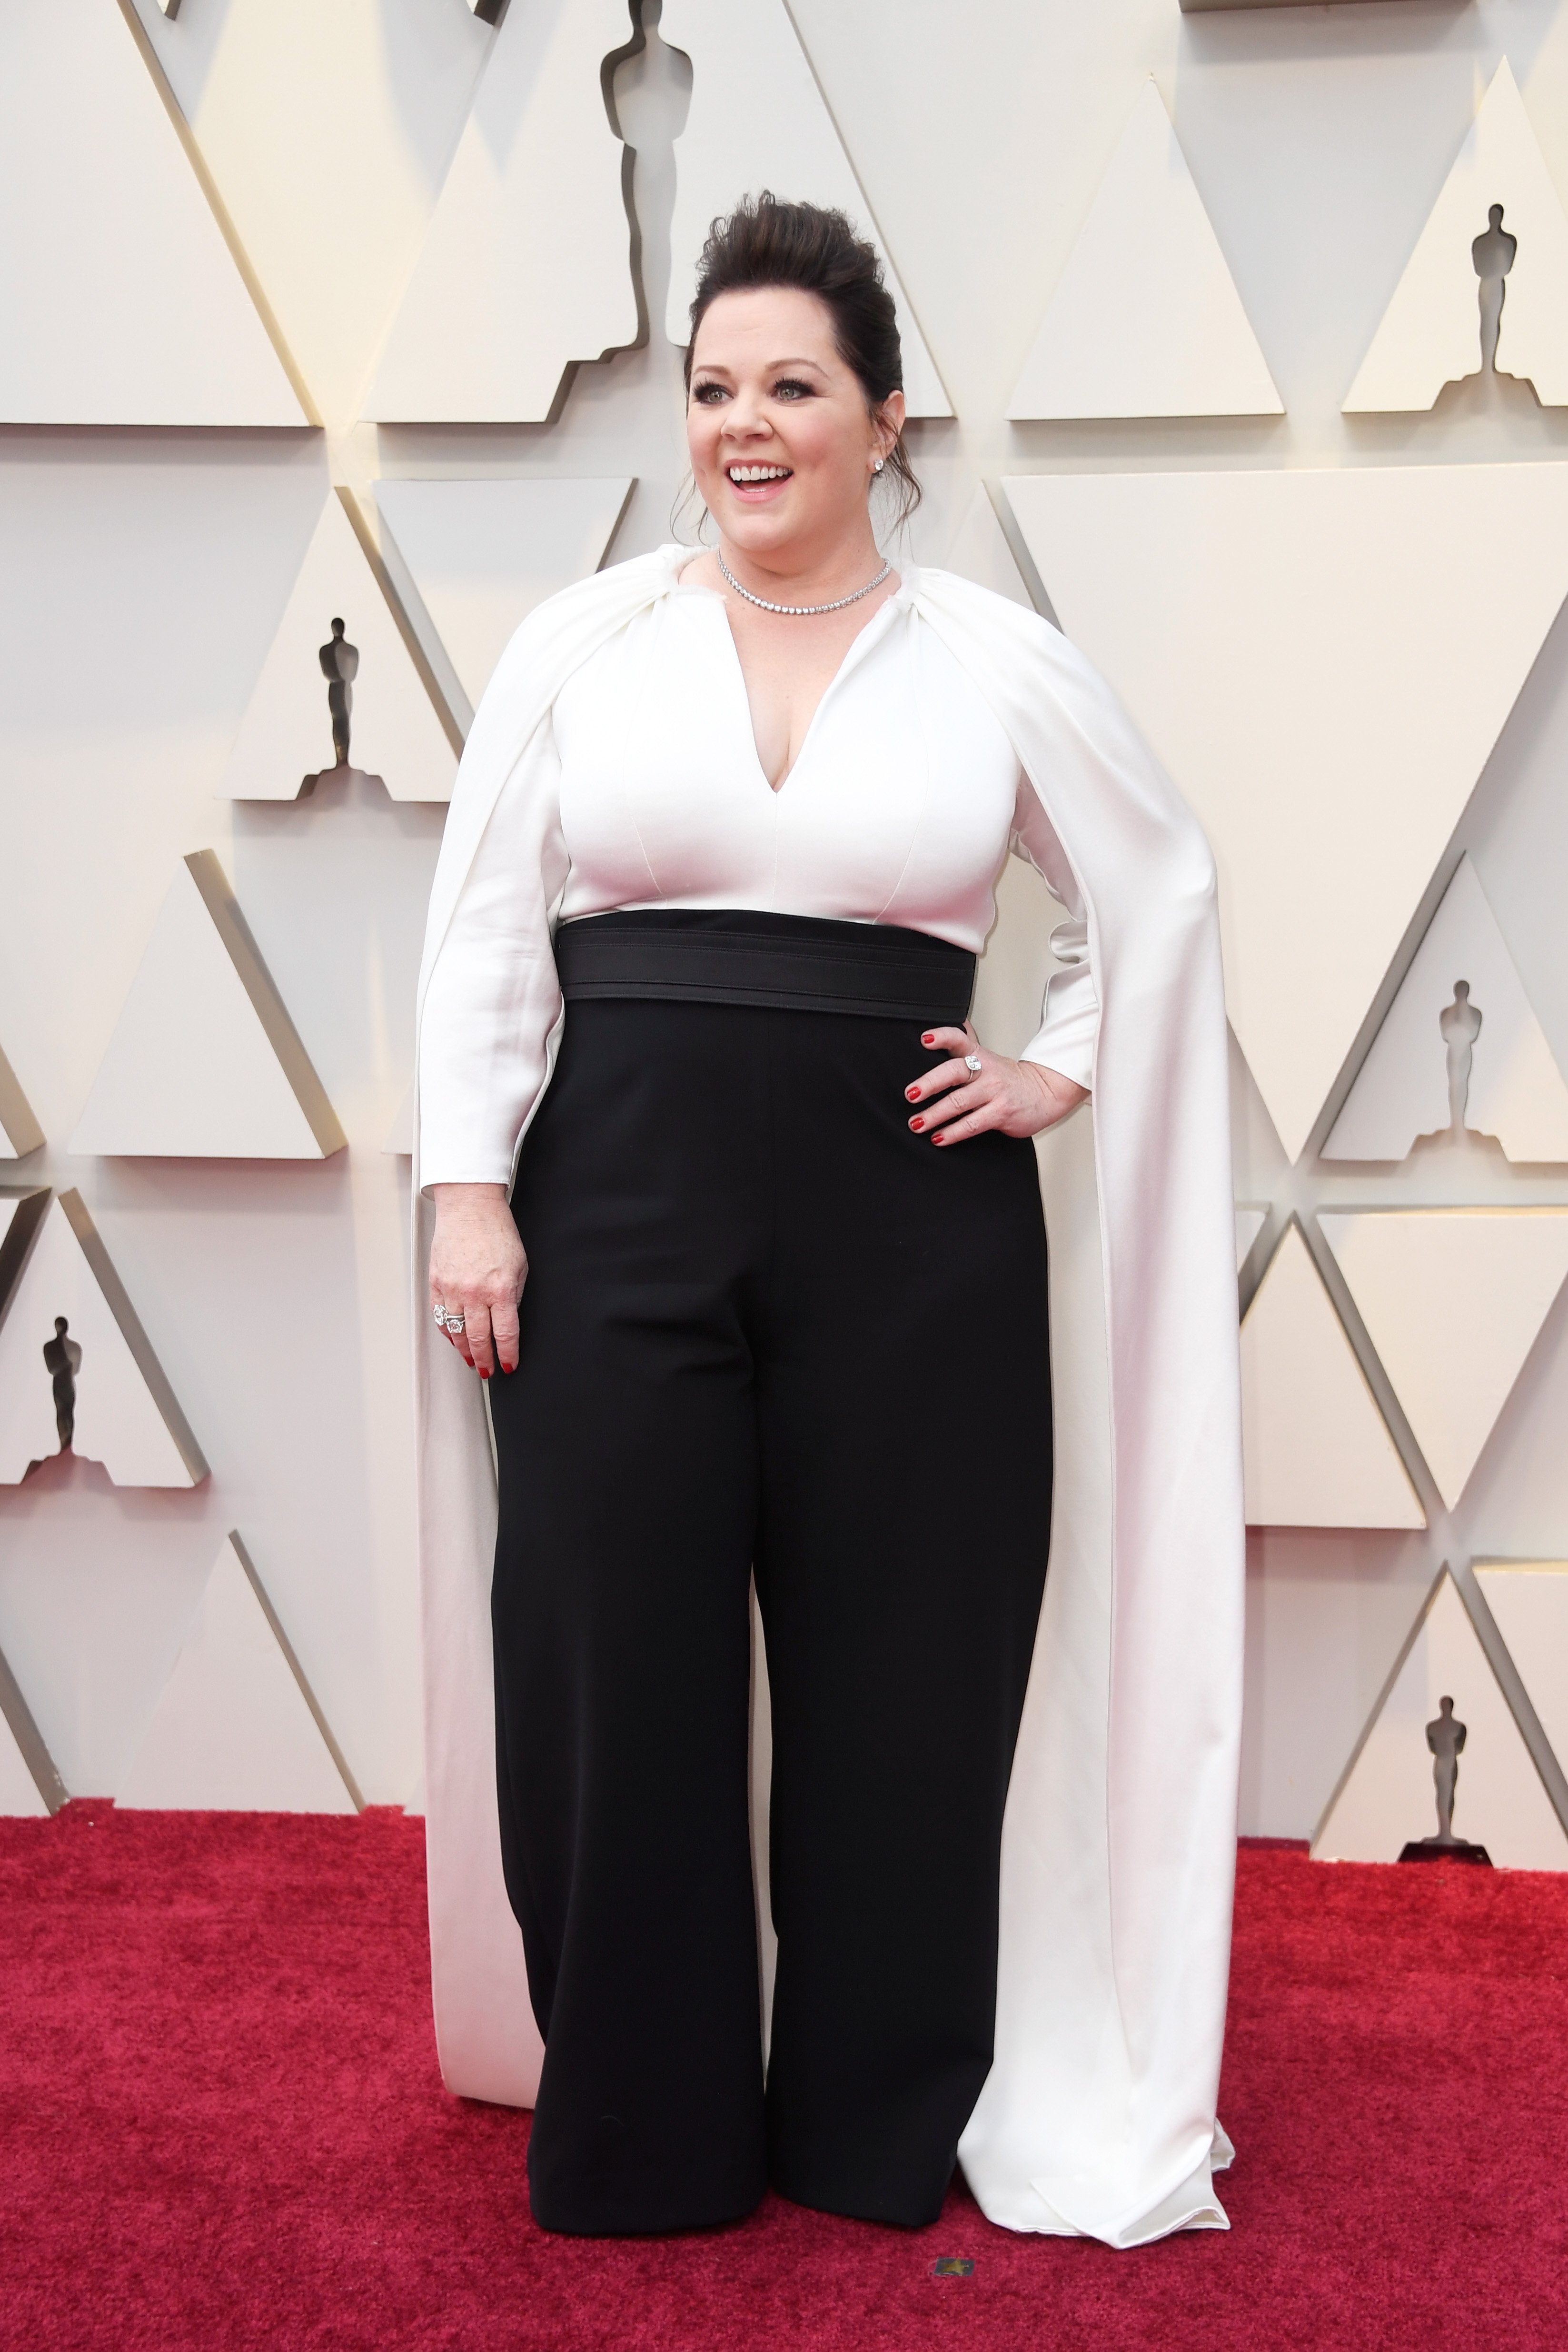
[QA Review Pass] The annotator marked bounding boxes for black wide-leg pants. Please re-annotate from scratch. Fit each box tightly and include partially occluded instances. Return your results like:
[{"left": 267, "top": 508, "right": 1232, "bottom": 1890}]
[{"left": 489, "top": 994, "right": 1052, "bottom": 2235}]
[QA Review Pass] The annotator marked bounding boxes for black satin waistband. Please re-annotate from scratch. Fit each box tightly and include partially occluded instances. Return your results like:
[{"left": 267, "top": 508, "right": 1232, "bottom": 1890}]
[{"left": 554, "top": 910, "right": 976, "bottom": 1025}]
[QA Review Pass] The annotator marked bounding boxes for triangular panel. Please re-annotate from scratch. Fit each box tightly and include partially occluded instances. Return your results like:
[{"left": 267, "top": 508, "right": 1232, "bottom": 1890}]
[
  {"left": 0, "top": 1638, "right": 67, "bottom": 1816},
  {"left": 0, "top": 0, "right": 304, "bottom": 425},
  {"left": 1003, "top": 464, "right": 1568, "bottom": 1159},
  {"left": 0, "top": 1191, "right": 207, "bottom": 1487},
  {"left": 1320, "top": 1210, "right": 1568, "bottom": 1510},
  {"left": 1240, "top": 1222, "right": 1424, "bottom": 1529},
  {"left": 220, "top": 494, "right": 457, "bottom": 803},
  {"left": 0, "top": 1043, "right": 43, "bottom": 1160},
  {"left": 941, "top": 485, "right": 1034, "bottom": 609},
  {"left": 1235, "top": 1205, "right": 1267, "bottom": 1271},
  {"left": 1324, "top": 857, "right": 1568, "bottom": 1162},
  {"left": 0, "top": 1715, "right": 50, "bottom": 1816},
  {"left": 0, "top": 1188, "right": 50, "bottom": 1323},
  {"left": 1346, "top": 61, "right": 1568, "bottom": 413},
  {"left": 70, "top": 853, "right": 345, "bottom": 1160},
  {"left": 1315, "top": 1569, "right": 1568, "bottom": 1868},
  {"left": 119, "top": 1533, "right": 360, "bottom": 1812},
  {"left": 363, "top": 0, "right": 638, "bottom": 424},
  {"left": 1008, "top": 82, "right": 1281, "bottom": 421},
  {"left": 376, "top": 476, "right": 633, "bottom": 715},
  {"left": 1475, "top": 1563, "right": 1568, "bottom": 1777},
  {"left": 662, "top": 0, "right": 950, "bottom": 417}
]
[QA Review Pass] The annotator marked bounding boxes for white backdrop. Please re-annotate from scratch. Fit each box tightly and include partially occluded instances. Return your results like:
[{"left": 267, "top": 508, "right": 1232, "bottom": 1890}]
[{"left": 5, "top": 0, "right": 1568, "bottom": 1837}]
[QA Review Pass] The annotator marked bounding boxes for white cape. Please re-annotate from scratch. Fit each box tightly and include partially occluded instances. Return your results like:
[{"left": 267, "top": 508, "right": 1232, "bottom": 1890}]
[{"left": 412, "top": 547, "right": 1244, "bottom": 2248}]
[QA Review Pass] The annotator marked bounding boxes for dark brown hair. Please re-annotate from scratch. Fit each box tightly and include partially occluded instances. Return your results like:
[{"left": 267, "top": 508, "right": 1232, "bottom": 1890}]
[{"left": 684, "top": 192, "right": 921, "bottom": 523}]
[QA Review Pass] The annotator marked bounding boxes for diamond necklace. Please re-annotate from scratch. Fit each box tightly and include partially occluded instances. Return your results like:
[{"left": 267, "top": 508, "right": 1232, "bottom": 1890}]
[{"left": 716, "top": 549, "right": 892, "bottom": 616}]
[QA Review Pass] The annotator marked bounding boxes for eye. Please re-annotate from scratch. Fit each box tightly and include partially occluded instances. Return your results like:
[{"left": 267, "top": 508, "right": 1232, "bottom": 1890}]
[
  {"left": 691, "top": 381, "right": 729, "bottom": 404},
  {"left": 772, "top": 378, "right": 815, "bottom": 401}
]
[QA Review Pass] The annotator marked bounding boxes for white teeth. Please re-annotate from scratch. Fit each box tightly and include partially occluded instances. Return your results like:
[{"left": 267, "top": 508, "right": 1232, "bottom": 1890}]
[{"left": 728, "top": 464, "right": 791, "bottom": 483}]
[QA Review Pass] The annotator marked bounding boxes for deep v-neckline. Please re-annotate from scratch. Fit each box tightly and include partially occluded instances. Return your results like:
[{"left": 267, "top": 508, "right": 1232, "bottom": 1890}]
[{"left": 681, "top": 581, "right": 905, "bottom": 797}]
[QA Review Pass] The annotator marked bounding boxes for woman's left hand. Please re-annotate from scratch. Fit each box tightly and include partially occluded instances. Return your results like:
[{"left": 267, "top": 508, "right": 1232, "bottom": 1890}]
[{"left": 905, "top": 1022, "right": 1088, "bottom": 1145}]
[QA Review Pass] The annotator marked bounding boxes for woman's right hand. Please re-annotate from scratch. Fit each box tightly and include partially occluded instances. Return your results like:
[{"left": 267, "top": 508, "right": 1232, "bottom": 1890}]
[{"left": 428, "top": 1183, "right": 528, "bottom": 1378}]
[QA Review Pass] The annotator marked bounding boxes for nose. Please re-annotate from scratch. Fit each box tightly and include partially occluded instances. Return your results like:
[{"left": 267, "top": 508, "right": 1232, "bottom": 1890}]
[{"left": 722, "top": 389, "right": 772, "bottom": 441}]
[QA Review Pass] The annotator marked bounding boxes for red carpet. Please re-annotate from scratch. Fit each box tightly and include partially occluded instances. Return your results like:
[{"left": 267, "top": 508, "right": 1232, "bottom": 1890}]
[{"left": 1, "top": 1809, "right": 1564, "bottom": 2352}]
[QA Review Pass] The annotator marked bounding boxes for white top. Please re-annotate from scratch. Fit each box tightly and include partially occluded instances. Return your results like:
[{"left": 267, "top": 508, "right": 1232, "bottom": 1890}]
[{"left": 419, "top": 577, "right": 1101, "bottom": 1186}]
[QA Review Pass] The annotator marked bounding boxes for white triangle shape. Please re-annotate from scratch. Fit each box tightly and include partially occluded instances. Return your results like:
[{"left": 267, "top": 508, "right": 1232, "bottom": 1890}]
[
  {"left": 1241, "top": 1222, "right": 1424, "bottom": 1529},
  {"left": 1008, "top": 82, "right": 1281, "bottom": 421},
  {"left": 376, "top": 476, "right": 633, "bottom": 715},
  {"left": 119, "top": 1534, "right": 358, "bottom": 1812},
  {"left": 0, "top": 1638, "right": 64, "bottom": 1815},
  {"left": 0, "top": 1194, "right": 204, "bottom": 1487},
  {"left": 0, "top": 0, "right": 303, "bottom": 425},
  {"left": 1315, "top": 1569, "right": 1568, "bottom": 1868},
  {"left": 363, "top": 0, "right": 638, "bottom": 424},
  {"left": 1346, "top": 60, "right": 1568, "bottom": 412},
  {"left": 0, "top": 1705, "right": 49, "bottom": 1815},
  {"left": 1475, "top": 1563, "right": 1568, "bottom": 1782},
  {"left": 0, "top": 1189, "right": 49, "bottom": 1316},
  {"left": 941, "top": 485, "right": 1034, "bottom": 609},
  {"left": 0, "top": 1040, "right": 43, "bottom": 1160},
  {"left": 0, "top": 1189, "right": 39, "bottom": 1259},
  {"left": 1003, "top": 464, "right": 1568, "bottom": 1160},
  {"left": 1235, "top": 1205, "right": 1267, "bottom": 1271},
  {"left": 661, "top": 0, "right": 951, "bottom": 418},
  {"left": 1320, "top": 1210, "right": 1568, "bottom": 1510},
  {"left": 219, "top": 494, "right": 457, "bottom": 802},
  {"left": 70, "top": 854, "right": 344, "bottom": 1159},
  {"left": 1324, "top": 857, "right": 1568, "bottom": 1163}
]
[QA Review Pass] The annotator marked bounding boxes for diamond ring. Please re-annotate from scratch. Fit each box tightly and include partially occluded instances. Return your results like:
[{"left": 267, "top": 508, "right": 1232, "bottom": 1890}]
[{"left": 964, "top": 1054, "right": 983, "bottom": 1075}]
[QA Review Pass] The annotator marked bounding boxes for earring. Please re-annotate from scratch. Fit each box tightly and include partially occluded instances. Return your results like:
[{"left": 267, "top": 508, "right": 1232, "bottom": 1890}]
[{"left": 873, "top": 457, "right": 885, "bottom": 474}]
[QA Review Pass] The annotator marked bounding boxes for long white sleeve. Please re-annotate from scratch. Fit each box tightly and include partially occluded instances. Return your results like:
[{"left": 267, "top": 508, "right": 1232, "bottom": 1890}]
[
  {"left": 418, "top": 714, "right": 570, "bottom": 1187},
  {"left": 1011, "top": 783, "right": 1100, "bottom": 1090}
]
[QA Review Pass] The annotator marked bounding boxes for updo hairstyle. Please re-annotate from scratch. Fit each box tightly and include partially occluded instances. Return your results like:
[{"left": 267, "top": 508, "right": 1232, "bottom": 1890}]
[{"left": 685, "top": 192, "right": 922, "bottom": 524}]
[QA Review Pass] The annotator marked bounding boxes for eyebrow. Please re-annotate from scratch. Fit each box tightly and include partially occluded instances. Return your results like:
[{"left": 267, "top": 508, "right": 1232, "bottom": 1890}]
[{"left": 691, "top": 356, "right": 830, "bottom": 376}]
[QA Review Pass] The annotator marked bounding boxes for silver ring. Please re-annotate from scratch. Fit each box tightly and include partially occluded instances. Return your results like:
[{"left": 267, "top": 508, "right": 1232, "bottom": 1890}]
[
  {"left": 432, "top": 1302, "right": 447, "bottom": 1326},
  {"left": 443, "top": 1311, "right": 466, "bottom": 1336},
  {"left": 965, "top": 1054, "right": 983, "bottom": 1075}
]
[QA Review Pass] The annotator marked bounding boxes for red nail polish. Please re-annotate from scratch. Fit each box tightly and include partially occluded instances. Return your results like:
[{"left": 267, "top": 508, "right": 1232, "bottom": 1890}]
[
  {"left": 910, "top": 1117, "right": 924, "bottom": 1131},
  {"left": 905, "top": 1086, "right": 920, "bottom": 1100},
  {"left": 922, "top": 1033, "right": 935, "bottom": 1045}
]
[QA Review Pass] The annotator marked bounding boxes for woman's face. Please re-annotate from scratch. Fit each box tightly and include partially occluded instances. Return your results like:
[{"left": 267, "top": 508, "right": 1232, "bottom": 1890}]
[{"left": 687, "top": 286, "right": 902, "bottom": 562}]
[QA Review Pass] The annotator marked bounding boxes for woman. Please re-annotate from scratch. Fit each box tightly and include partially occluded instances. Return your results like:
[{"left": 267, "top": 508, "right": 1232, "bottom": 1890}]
[{"left": 415, "top": 196, "right": 1243, "bottom": 2247}]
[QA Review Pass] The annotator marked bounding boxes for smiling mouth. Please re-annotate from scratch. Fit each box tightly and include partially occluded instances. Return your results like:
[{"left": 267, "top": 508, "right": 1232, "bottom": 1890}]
[{"left": 727, "top": 464, "right": 793, "bottom": 487}]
